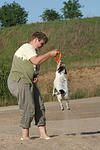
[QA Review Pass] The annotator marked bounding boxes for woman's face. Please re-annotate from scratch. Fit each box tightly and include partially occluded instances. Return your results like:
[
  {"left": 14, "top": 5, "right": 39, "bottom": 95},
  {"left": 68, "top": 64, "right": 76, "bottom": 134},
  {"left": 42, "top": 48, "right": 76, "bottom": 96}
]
[{"left": 35, "top": 38, "right": 45, "bottom": 51}]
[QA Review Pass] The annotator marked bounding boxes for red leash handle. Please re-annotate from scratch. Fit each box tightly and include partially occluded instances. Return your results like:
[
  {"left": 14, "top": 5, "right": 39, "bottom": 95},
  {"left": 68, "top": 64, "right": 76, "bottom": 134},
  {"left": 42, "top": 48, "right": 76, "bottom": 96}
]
[{"left": 54, "top": 51, "right": 62, "bottom": 62}]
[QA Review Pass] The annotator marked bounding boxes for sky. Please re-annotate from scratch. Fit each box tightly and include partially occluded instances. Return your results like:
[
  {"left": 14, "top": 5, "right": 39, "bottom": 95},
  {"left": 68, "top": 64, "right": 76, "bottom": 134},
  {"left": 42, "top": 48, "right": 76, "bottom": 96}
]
[{"left": 0, "top": 0, "right": 100, "bottom": 24}]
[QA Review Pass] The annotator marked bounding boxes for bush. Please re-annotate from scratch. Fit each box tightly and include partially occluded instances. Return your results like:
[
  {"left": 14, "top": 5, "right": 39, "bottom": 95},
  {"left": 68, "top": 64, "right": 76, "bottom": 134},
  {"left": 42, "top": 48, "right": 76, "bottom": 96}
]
[{"left": 0, "top": 59, "right": 17, "bottom": 106}]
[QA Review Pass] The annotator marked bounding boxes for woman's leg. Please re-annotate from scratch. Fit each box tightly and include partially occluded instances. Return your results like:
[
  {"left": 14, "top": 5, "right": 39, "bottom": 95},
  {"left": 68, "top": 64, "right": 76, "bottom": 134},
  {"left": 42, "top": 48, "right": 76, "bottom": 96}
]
[
  {"left": 21, "top": 128, "right": 30, "bottom": 140},
  {"left": 34, "top": 85, "right": 50, "bottom": 139},
  {"left": 38, "top": 126, "right": 50, "bottom": 139},
  {"left": 18, "top": 80, "right": 35, "bottom": 138},
  {"left": 8, "top": 78, "right": 35, "bottom": 140}
]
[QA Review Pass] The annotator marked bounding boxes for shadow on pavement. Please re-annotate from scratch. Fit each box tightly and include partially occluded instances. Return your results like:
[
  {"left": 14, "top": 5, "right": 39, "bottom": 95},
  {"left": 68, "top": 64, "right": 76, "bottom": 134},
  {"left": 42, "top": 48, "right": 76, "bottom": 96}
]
[{"left": 81, "top": 131, "right": 100, "bottom": 135}]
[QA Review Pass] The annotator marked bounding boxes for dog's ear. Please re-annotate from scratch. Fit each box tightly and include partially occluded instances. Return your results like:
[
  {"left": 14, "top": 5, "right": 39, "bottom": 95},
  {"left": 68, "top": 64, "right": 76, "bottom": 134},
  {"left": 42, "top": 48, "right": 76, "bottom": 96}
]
[
  {"left": 65, "top": 68, "right": 67, "bottom": 74},
  {"left": 58, "top": 67, "right": 61, "bottom": 73}
]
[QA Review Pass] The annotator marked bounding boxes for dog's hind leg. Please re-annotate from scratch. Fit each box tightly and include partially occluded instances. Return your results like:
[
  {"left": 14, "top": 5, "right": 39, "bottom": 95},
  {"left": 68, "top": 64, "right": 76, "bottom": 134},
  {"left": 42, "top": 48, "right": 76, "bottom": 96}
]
[
  {"left": 66, "top": 99, "right": 70, "bottom": 110},
  {"left": 65, "top": 94, "right": 70, "bottom": 110},
  {"left": 57, "top": 95, "right": 64, "bottom": 111}
]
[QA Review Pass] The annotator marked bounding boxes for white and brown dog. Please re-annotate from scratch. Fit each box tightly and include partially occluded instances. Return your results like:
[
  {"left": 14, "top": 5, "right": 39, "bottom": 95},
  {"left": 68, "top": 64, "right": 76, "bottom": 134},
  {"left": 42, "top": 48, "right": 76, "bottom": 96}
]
[{"left": 52, "top": 60, "right": 70, "bottom": 111}]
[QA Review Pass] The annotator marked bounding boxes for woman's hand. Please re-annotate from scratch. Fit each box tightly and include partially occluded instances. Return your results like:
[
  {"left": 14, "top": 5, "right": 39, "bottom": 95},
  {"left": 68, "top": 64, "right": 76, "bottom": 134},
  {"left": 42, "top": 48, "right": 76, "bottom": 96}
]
[
  {"left": 33, "top": 77, "right": 38, "bottom": 84},
  {"left": 50, "top": 49, "right": 59, "bottom": 57}
]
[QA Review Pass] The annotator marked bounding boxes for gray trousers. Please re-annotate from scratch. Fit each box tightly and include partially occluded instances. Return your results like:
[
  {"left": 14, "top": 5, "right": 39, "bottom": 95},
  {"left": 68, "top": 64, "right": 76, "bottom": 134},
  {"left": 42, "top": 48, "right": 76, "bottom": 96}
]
[{"left": 7, "top": 78, "right": 46, "bottom": 128}]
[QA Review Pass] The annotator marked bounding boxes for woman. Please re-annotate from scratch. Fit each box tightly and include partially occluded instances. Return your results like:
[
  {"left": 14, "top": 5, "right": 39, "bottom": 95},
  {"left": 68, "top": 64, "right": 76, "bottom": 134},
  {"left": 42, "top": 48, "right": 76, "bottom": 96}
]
[{"left": 7, "top": 31, "right": 59, "bottom": 140}]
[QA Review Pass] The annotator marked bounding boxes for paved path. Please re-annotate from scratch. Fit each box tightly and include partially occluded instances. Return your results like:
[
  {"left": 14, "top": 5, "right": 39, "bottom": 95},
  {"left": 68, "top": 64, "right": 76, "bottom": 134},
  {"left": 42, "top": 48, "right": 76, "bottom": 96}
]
[{"left": 0, "top": 97, "right": 100, "bottom": 150}]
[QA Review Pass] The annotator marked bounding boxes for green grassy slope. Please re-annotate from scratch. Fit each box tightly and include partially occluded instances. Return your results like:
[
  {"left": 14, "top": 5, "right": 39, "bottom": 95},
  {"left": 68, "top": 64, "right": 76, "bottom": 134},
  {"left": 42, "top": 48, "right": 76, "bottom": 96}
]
[
  {"left": 0, "top": 17, "right": 100, "bottom": 71},
  {"left": 0, "top": 17, "right": 100, "bottom": 106}
]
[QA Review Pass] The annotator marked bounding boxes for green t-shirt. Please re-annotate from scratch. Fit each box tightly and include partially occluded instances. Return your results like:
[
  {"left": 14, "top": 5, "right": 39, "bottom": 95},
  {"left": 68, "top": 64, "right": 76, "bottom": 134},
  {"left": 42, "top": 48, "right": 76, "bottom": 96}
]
[{"left": 8, "top": 43, "right": 40, "bottom": 85}]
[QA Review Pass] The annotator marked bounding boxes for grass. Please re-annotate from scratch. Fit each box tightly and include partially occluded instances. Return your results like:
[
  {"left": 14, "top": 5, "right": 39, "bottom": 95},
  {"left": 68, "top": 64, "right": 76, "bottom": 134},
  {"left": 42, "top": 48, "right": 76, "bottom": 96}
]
[
  {"left": 38, "top": 84, "right": 100, "bottom": 103},
  {"left": 0, "top": 17, "right": 100, "bottom": 106}
]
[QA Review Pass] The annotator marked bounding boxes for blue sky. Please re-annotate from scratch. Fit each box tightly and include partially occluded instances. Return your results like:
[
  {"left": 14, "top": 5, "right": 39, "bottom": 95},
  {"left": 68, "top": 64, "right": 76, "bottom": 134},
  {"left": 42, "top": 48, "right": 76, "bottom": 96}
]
[{"left": 0, "top": 0, "right": 100, "bottom": 24}]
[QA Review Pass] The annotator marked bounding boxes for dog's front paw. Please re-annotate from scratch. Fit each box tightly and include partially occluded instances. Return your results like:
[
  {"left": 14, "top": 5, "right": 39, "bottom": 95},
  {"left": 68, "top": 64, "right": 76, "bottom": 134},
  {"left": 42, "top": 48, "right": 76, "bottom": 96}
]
[
  {"left": 67, "top": 106, "right": 70, "bottom": 110},
  {"left": 61, "top": 107, "right": 64, "bottom": 111}
]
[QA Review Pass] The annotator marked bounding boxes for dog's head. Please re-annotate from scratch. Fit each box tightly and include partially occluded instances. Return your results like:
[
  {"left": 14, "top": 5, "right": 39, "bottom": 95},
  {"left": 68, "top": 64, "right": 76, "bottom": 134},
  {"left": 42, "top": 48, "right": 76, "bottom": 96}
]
[{"left": 57, "top": 60, "right": 67, "bottom": 74}]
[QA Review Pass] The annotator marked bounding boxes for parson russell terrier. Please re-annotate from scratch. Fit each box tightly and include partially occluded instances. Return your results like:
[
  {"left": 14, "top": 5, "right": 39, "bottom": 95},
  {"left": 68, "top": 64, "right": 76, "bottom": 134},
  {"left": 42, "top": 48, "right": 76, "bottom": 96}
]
[{"left": 52, "top": 60, "right": 70, "bottom": 111}]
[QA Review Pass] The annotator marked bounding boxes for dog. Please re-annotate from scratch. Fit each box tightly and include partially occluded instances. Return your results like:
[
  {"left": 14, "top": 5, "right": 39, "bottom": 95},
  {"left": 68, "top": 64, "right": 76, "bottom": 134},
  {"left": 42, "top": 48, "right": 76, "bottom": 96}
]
[{"left": 52, "top": 60, "right": 70, "bottom": 111}]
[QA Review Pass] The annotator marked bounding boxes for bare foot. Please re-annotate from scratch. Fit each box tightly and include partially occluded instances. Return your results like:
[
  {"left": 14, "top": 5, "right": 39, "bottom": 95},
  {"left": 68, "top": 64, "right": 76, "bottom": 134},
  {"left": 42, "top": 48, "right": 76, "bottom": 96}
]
[
  {"left": 40, "top": 134, "right": 50, "bottom": 139},
  {"left": 38, "top": 126, "right": 50, "bottom": 140},
  {"left": 40, "top": 136, "right": 51, "bottom": 140},
  {"left": 21, "top": 137, "right": 30, "bottom": 140},
  {"left": 21, "top": 128, "right": 30, "bottom": 140}
]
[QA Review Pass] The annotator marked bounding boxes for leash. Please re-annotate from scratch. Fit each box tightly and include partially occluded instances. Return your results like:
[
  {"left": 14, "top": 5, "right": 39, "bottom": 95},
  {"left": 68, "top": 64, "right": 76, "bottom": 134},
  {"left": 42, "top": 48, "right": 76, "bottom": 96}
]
[{"left": 54, "top": 51, "right": 62, "bottom": 63}]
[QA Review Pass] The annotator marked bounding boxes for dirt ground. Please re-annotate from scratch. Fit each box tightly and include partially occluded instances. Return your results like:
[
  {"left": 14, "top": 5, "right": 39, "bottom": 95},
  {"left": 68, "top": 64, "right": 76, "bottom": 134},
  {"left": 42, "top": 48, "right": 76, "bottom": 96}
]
[
  {"left": 38, "top": 66, "right": 100, "bottom": 96},
  {"left": 0, "top": 97, "right": 100, "bottom": 150},
  {"left": 0, "top": 66, "right": 100, "bottom": 150},
  {"left": 67, "top": 66, "right": 100, "bottom": 94}
]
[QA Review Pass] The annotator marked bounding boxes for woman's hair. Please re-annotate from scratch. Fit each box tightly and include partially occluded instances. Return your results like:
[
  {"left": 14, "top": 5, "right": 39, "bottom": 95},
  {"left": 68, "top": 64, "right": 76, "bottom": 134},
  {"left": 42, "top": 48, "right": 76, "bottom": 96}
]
[{"left": 31, "top": 31, "right": 48, "bottom": 44}]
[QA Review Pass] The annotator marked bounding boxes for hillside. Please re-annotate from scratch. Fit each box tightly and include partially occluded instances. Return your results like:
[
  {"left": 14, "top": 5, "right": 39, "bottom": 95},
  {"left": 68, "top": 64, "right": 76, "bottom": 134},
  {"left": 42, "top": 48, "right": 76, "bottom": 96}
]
[
  {"left": 0, "top": 17, "right": 100, "bottom": 106},
  {"left": 0, "top": 17, "right": 100, "bottom": 70}
]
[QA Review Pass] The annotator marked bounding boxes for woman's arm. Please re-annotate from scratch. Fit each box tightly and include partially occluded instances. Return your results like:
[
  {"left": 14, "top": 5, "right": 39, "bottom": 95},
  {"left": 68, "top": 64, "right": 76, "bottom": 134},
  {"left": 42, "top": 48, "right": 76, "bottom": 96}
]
[{"left": 29, "top": 49, "right": 58, "bottom": 65}]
